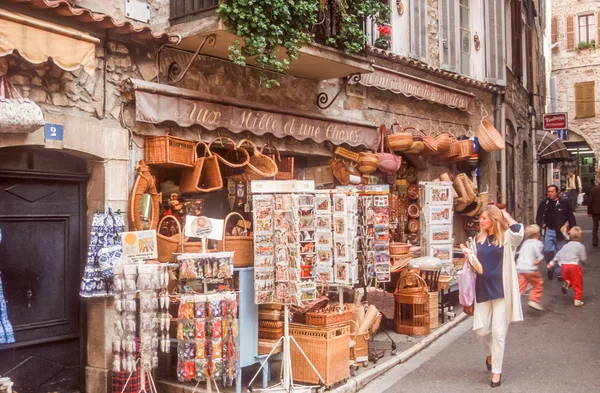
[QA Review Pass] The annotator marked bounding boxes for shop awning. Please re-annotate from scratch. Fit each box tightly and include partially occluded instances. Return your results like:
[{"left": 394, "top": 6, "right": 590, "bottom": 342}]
[
  {"left": 124, "top": 79, "right": 379, "bottom": 150},
  {"left": 537, "top": 130, "right": 569, "bottom": 164},
  {"left": 0, "top": 9, "right": 97, "bottom": 75}
]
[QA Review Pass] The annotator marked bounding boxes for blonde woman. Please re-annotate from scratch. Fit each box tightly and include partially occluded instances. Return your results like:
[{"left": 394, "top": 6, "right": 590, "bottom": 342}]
[{"left": 462, "top": 206, "right": 524, "bottom": 388}]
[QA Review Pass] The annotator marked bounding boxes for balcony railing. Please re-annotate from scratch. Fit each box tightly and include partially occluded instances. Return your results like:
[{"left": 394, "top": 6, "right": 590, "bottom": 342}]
[
  {"left": 170, "top": 0, "right": 219, "bottom": 24},
  {"left": 312, "top": 0, "right": 366, "bottom": 53}
]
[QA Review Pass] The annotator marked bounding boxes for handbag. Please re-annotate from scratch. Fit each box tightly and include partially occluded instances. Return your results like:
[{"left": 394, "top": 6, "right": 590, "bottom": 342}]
[
  {"left": 0, "top": 75, "right": 45, "bottom": 134},
  {"left": 458, "top": 257, "right": 477, "bottom": 312},
  {"left": 376, "top": 125, "right": 402, "bottom": 174}
]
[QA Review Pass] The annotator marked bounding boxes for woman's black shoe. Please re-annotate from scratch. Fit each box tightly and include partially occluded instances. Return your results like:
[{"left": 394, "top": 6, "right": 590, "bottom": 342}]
[
  {"left": 486, "top": 358, "right": 492, "bottom": 371},
  {"left": 490, "top": 374, "right": 502, "bottom": 388}
]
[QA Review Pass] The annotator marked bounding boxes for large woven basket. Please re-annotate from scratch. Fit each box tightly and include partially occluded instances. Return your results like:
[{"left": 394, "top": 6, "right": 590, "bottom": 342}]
[
  {"left": 128, "top": 160, "right": 161, "bottom": 231},
  {"left": 357, "top": 151, "right": 379, "bottom": 174},
  {"left": 387, "top": 123, "right": 413, "bottom": 152},
  {"left": 156, "top": 215, "right": 204, "bottom": 262},
  {"left": 261, "top": 144, "right": 294, "bottom": 180},
  {"left": 418, "top": 128, "right": 439, "bottom": 155},
  {"left": 478, "top": 120, "right": 506, "bottom": 152},
  {"left": 179, "top": 142, "right": 223, "bottom": 193},
  {"left": 145, "top": 133, "right": 195, "bottom": 168},
  {"left": 289, "top": 324, "right": 350, "bottom": 387},
  {"left": 394, "top": 272, "right": 430, "bottom": 336},
  {"left": 438, "top": 133, "right": 460, "bottom": 161},
  {"left": 215, "top": 212, "right": 253, "bottom": 267},
  {"left": 452, "top": 174, "right": 469, "bottom": 204},
  {"left": 208, "top": 137, "right": 250, "bottom": 176},
  {"left": 233, "top": 139, "right": 278, "bottom": 181},
  {"left": 456, "top": 139, "right": 475, "bottom": 162},
  {"left": 434, "top": 132, "right": 452, "bottom": 153}
]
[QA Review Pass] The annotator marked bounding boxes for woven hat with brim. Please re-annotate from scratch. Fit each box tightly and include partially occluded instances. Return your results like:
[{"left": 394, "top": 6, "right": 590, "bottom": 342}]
[{"left": 462, "top": 198, "right": 484, "bottom": 217}]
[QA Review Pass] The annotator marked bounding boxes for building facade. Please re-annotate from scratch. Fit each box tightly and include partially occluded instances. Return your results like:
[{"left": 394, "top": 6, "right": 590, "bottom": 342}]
[
  {"left": 0, "top": 1, "right": 546, "bottom": 392},
  {"left": 551, "top": 0, "right": 600, "bottom": 194}
]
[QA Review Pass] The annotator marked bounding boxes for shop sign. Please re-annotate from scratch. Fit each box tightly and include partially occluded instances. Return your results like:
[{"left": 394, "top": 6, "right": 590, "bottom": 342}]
[
  {"left": 134, "top": 91, "right": 378, "bottom": 149},
  {"left": 184, "top": 215, "right": 224, "bottom": 241},
  {"left": 351, "top": 67, "right": 477, "bottom": 113},
  {"left": 44, "top": 123, "right": 63, "bottom": 141},
  {"left": 121, "top": 230, "right": 158, "bottom": 261},
  {"left": 543, "top": 113, "right": 568, "bottom": 130},
  {"left": 552, "top": 129, "right": 568, "bottom": 140}
]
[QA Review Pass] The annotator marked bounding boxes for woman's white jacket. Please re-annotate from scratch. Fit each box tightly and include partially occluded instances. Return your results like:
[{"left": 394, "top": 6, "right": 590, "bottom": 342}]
[{"left": 472, "top": 225, "right": 524, "bottom": 330}]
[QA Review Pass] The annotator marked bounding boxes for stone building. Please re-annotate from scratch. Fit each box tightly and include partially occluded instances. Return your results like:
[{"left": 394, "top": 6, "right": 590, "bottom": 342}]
[
  {"left": 551, "top": 0, "right": 600, "bottom": 194},
  {"left": 0, "top": 1, "right": 547, "bottom": 392}
]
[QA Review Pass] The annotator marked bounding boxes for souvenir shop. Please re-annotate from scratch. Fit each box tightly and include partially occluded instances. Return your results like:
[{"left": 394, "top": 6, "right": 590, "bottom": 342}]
[{"left": 79, "top": 78, "right": 506, "bottom": 393}]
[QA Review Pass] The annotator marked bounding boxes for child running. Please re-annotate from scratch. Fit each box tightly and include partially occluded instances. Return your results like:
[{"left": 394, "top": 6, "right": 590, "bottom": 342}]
[
  {"left": 516, "top": 224, "right": 545, "bottom": 311},
  {"left": 547, "top": 226, "right": 587, "bottom": 306}
]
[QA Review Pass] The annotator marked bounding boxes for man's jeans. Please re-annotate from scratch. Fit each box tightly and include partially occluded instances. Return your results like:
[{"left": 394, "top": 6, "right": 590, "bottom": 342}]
[
  {"left": 593, "top": 214, "right": 600, "bottom": 245},
  {"left": 544, "top": 229, "right": 566, "bottom": 279}
]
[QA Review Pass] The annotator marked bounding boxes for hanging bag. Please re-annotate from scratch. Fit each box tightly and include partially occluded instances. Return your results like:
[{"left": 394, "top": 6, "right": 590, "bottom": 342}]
[
  {"left": 386, "top": 123, "right": 413, "bottom": 152},
  {"left": 260, "top": 143, "right": 294, "bottom": 180},
  {"left": 0, "top": 75, "right": 45, "bottom": 134},
  {"left": 377, "top": 125, "right": 402, "bottom": 174},
  {"left": 215, "top": 212, "right": 253, "bottom": 267},
  {"left": 179, "top": 142, "right": 223, "bottom": 193},
  {"left": 235, "top": 139, "right": 278, "bottom": 181},
  {"left": 458, "top": 257, "right": 477, "bottom": 315},
  {"left": 208, "top": 137, "right": 250, "bottom": 176}
]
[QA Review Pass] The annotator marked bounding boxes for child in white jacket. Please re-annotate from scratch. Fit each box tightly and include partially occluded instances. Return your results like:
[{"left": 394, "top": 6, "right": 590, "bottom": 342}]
[{"left": 516, "top": 225, "right": 545, "bottom": 311}]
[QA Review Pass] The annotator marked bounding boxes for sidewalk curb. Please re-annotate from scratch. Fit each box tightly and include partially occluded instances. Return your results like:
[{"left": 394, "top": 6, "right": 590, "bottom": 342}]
[{"left": 328, "top": 313, "right": 469, "bottom": 393}]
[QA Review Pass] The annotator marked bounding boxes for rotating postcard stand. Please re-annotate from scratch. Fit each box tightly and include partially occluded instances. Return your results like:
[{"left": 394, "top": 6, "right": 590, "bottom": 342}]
[{"left": 249, "top": 183, "right": 325, "bottom": 393}]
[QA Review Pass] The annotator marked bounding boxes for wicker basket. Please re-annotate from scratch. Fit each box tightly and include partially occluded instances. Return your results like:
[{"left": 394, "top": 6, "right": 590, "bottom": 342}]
[
  {"left": 128, "top": 160, "right": 160, "bottom": 231},
  {"left": 351, "top": 331, "right": 369, "bottom": 364},
  {"left": 387, "top": 123, "right": 413, "bottom": 152},
  {"left": 478, "top": 120, "right": 506, "bottom": 152},
  {"left": 156, "top": 215, "right": 204, "bottom": 262},
  {"left": 145, "top": 134, "right": 195, "bottom": 168},
  {"left": 418, "top": 128, "right": 439, "bottom": 155},
  {"left": 258, "top": 309, "right": 283, "bottom": 321},
  {"left": 394, "top": 273, "right": 430, "bottom": 336},
  {"left": 179, "top": 142, "right": 223, "bottom": 193},
  {"left": 429, "top": 291, "right": 439, "bottom": 329},
  {"left": 404, "top": 127, "right": 425, "bottom": 154},
  {"left": 434, "top": 131, "right": 452, "bottom": 153},
  {"left": 390, "top": 242, "right": 410, "bottom": 255},
  {"left": 334, "top": 146, "right": 360, "bottom": 163},
  {"left": 258, "top": 338, "right": 283, "bottom": 355},
  {"left": 208, "top": 137, "right": 250, "bottom": 176},
  {"left": 258, "top": 320, "right": 284, "bottom": 328},
  {"left": 456, "top": 139, "right": 475, "bottom": 161},
  {"left": 305, "top": 308, "right": 353, "bottom": 327},
  {"left": 261, "top": 144, "right": 295, "bottom": 180},
  {"left": 357, "top": 151, "right": 379, "bottom": 174},
  {"left": 215, "top": 212, "right": 253, "bottom": 267},
  {"left": 231, "top": 139, "right": 278, "bottom": 181},
  {"left": 258, "top": 327, "right": 284, "bottom": 340},
  {"left": 289, "top": 324, "right": 350, "bottom": 387},
  {"left": 438, "top": 275, "right": 452, "bottom": 291},
  {"left": 438, "top": 133, "right": 460, "bottom": 161}
]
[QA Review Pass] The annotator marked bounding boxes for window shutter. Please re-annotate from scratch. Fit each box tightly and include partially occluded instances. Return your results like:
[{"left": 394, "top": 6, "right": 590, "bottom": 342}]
[
  {"left": 584, "top": 82, "right": 596, "bottom": 117},
  {"left": 597, "top": 12, "right": 600, "bottom": 46},
  {"left": 439, "top": 0, "right": 459, "bottom": 72},
  {"left": 566, "top": 15, "right": 575, "bottom": 51},
  {"left": 485, "top": 0, "right": 506, "bottom": 85},
  {"left": 511, "top": 0, "right": 522, "bottom": 74},
  {"left": 575, "top": 84, "right": 584, "bottom": 118},
  {"left": 411, "top": 0, "right": 428, "bottom": 61},
  {"left": 551, "top": 16, "right": 558, "bottom": 53}
]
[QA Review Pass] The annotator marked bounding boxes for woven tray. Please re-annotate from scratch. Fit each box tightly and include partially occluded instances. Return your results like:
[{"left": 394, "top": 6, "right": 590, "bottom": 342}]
[
  {"left": 259, "top": 327, "right": 284, "bottom": 340},
  {"left": 258, "top": 339, "right": 283, "bottom": 355},
  {"left": 259, "top": 320, "right": 284, "bottom": 329},
  {"left": 258, "top": 309, "right": 283, "bottom": 321}
]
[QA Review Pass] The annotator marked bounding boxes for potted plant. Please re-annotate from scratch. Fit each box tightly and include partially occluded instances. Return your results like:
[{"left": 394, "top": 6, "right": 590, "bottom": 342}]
[{"left": 374, "top": 25, "right": 392, "bottom": 50}]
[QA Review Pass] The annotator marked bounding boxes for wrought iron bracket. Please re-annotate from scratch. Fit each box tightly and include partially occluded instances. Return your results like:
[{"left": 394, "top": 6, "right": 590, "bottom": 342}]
[
  {"left": 168, "top": 33, "right": 217, "bottom": 83},
  {"left": 316, "top": 73, "right": 362, "bottom": 110}
]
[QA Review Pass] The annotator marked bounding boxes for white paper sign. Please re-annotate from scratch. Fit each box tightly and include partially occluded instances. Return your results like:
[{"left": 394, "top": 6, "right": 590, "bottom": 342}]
[
  {"left": 121, "top": 230, "right": 158, "bottom": 261},
  {"left": 184, "top": 215, "right": 224, "bottom": 240}
]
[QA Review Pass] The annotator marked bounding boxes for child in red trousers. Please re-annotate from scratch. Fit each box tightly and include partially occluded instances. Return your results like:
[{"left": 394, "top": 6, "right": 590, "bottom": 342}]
[
  {"left": 547, "top": 226, "right": 586, "bottom": 306},
  {"left": 516, "top": 224, "right": 545, "bottom": 311}
]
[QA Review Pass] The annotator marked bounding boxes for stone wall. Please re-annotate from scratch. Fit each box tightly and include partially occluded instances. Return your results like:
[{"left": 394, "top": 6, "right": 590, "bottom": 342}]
[{"left": 552, "top": 0, "right": 600, "bottom": 161}]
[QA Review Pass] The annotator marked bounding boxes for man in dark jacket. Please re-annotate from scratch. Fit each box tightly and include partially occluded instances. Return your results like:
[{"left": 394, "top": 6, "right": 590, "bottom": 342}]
[
  {"left": 587, "top": 181, "right": 600, "bottom": 246},
  {"left": 536, "top": 184, "right": 577, "bottom": 280}
]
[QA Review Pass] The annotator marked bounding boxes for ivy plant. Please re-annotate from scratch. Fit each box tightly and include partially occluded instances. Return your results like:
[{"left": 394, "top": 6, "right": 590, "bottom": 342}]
[{"left": 217, "top": 0, "right": 318, "bottom": 88}]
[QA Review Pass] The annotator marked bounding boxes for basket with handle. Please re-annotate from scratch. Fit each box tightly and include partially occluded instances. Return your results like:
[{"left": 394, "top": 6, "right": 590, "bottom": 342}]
[
  {"left": 394, "top": 272, "right": 430, "bottom": 336},
  {"left": 179, "top": 141, "right": 223, "bottom": 193},
  {"left": 128, "top": 160, "right": 161, "bottom": 231},
  {"left": 478, "top": 119, "right": 506, "bottom": 152},
  {"left": 334, "top": 146, "right": 360, "bottom": 163},
  {"left": 357, "top": 151, "right": 379, "bottom": 174},
  {"left": 231, "top": 139, "right": 278, "bottom": 181},
  {"left": 261, "top": 143, "right": 294, "bottom": 180},
  {"left": 387, "top": 123, "right": 413, "bottom": 152},
  {"left": 403, "top": 126, "right": 425, "bottom": 154},
  {"left": 438, "top": 133, "right": 460, "bottom": 161},
  {"left": 434, "top": 131, "right": 452, "bottom": 153},
  {"left": 215, "top": 212, "right": 253, "bottom": 267},
  {"left": 144, "top": 133, "right": 196, "bottom": 168},
  {"left": 417, "top": 128, "right": 439, "bottom": 155},
  {"left": 208, "top": 137, "right": 250, "bottom": 176},
  {"left": 453, "top": 139, "right": 474, "bottom": 162},
  {"left": 156, "top": 215, "right": 204, "bottom": 262}
]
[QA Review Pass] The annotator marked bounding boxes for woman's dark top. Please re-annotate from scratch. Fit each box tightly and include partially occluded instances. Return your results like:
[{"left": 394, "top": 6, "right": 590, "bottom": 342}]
[{"left": 475, "top": 224, "right": 522, "bottom": 303}]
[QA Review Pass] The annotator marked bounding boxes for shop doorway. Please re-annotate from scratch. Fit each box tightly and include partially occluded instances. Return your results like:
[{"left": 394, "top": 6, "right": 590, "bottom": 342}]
[
  {"left": 0, "top": 147, "right": 87, "bottom": 393},
  {"left": 562, "top": 141, "right": 596, "bottom": 198}
]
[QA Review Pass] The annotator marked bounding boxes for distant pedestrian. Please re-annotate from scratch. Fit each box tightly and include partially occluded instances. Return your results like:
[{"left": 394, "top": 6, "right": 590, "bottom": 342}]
[
  {"left": 586, "top": 181, "right": 600, "bottom": 246},
  {"left": 547, "top": 226, "right": 586, "bottom": 307},
  {"left": 516, "top": 224, "right": 545, "bottom": 311},
  {"left": 535, "top": 185, "right": 576, "bottom": 280},
  {"left": 566, "top": 170, "right": 582, "bottom": 211},
  {"left": 465, "top": 206, "right": 523, "bottom": 388}
]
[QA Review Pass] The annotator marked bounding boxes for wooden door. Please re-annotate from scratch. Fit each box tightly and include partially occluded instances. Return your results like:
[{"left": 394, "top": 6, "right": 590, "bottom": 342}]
[{"left": 0, "top": 148, "right": 87, "bottom": 393}]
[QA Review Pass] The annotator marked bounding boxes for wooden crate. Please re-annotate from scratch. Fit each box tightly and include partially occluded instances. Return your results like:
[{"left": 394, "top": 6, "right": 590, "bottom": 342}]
[{"left": 290, "top": 324, "right": 350, "bottom": 388}]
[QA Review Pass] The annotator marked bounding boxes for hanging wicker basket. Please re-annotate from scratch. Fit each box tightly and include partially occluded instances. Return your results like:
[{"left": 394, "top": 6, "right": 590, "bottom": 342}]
[
  {"left": 418, "top": 128, "right": 439, "bottom": 155},
  {"left": 208, "top": 137, "right": 250, "bottom": 176},
  {"left": 261, "top": 144, "right": 294, "bottom": 180},
  {"left": 438, "top": 133, "right": 460, "bottom": 161},
  {"left": 231, "top": 139, "right": 278, "bottom": 181},
  {"left": 145, "top": 133, "right": 196, "bottom": 168},
  {"left": 179, "top": 142, "right": 223, "bottom": 193},
  {"left": 477, "top": 120, "right": 506, "bottom": 152},
  {"left": 387, "top": 123, "right": 413, "bottom": 152},
  {"left": 215, "top": 212, "right": 253, "bottom": 267},
  {"left": 156, "top": 215, "right": 204, "bottom": 262},
  {"left": 128, "top": 160, "right": 161, "bottom": 231},
  {"left": 357, "top": 151, "right": 380, "bottom": 174},
  {"left": 434, "top": 131, "right": 452, "bottom": 153}
]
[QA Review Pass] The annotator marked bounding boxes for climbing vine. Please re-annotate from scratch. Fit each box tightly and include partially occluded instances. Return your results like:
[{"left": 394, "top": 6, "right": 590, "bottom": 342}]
[{"left": 217, "top": 0, "right": 318, "bottom": 88}]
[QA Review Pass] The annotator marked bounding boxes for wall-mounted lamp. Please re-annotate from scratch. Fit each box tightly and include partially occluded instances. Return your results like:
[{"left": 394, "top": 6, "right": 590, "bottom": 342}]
[
  {"left": 396, "top": 1, "right": 404, "bottom": 16},
  {"left": 474, "top": 33, "right": 481, "bottom": 51}
]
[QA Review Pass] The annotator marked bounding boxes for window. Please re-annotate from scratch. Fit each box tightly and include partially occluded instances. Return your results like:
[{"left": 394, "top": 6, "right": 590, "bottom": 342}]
[
  {"left": 439, "top": 0, "right": 470, "bottom": 76},
  {"left": 410, "top": 0, "right": 428, "bottom": 61},
  {"left": 578, "top": 14, "right": 596, "bottom": 44},
  {"left": 485, "top": 0, "right": 506, "bottom": 85},
  {"left": 575, "top": 82, "right": 595, "bottom": 118},
  {"left": 459, "top": 0, "right": 471, "bottom": 76}
]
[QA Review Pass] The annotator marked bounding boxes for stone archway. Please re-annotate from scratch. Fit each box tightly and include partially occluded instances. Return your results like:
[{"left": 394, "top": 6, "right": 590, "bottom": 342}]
[{"left": 565, "top": 125, "right": 600, "bottom": 163}]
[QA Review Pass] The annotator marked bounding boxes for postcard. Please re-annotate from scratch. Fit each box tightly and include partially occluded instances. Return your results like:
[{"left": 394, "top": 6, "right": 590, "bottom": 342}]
[{"left": 315, "top": 196, "right": 331, "bottom": 213}]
